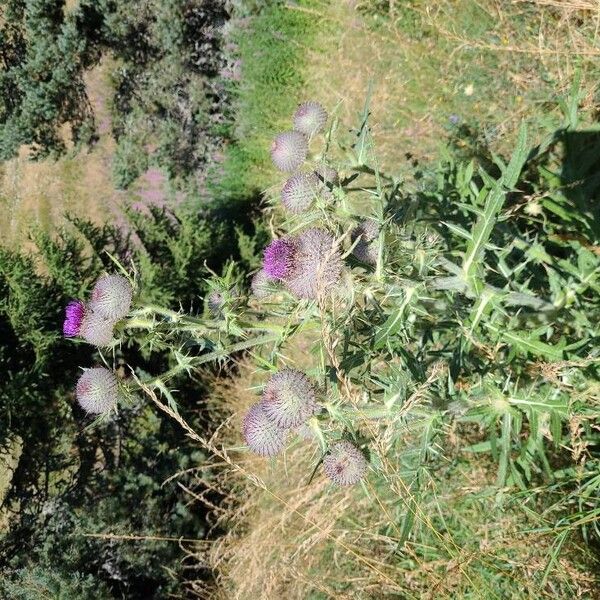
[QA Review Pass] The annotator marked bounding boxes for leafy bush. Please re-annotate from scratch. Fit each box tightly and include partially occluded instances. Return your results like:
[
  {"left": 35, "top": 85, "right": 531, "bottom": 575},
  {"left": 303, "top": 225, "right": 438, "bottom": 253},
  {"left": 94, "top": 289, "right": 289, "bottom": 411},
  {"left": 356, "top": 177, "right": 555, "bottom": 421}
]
[{"left": 0, "top": 203, "right": 263, "bottom": 597}]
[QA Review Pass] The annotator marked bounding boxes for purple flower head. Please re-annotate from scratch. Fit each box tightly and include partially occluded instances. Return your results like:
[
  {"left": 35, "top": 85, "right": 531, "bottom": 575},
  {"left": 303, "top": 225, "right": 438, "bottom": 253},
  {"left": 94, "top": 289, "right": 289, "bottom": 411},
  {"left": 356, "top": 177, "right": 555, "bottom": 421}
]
[
  {"left": 242, "top": 403, "right": 288, "bottom": 457},
  {"left": 89, "top": 274, "right": 133, "bottom": 321},
  {"left": 293, "top": 101, "right": 328, "bottom": 137},
  {"left": 63, "top": 300, "right": 86, "bottom": 337},
  {"left": 323, "top": 440, "right": 368, "bottom": 486},
  {"left": 76, "top": 367, "right": 120, "bottom": 414},
  {"left": 207, "top": 291, "right": 224, "bottom": 315},
  {"left": 263, "top": 238, "right": 296, "bottom": 280},
  {"left": 261, "top": 368, "right": 318, "bottom": 429},
  {"left": 270, "top": 131, "right": 308, "bottom": 172},
  {"left": 285, "top": 228, "right": 343, "bottom": 299}
]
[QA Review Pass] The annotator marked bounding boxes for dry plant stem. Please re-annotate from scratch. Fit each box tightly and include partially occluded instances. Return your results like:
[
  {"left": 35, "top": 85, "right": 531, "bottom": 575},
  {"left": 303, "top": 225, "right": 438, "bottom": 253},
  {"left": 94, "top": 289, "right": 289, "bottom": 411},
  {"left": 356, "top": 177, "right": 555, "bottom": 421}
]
[{"left": 135, "top": 374, "right": 400, "bottom": 589}]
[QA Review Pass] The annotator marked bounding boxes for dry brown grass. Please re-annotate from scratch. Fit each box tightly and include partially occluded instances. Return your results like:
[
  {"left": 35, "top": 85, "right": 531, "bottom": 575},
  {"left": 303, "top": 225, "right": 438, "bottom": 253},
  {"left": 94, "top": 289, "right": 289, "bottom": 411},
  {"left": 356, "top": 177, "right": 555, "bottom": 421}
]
[
  {"left": 0, "top": 59, "right": 133, "bottom": 249},
  {"left": 298, "top": 0, "right": 599, "bottom": 172},
  {"left": 147, "top": 359, "right": 598, "bottom": 600}
]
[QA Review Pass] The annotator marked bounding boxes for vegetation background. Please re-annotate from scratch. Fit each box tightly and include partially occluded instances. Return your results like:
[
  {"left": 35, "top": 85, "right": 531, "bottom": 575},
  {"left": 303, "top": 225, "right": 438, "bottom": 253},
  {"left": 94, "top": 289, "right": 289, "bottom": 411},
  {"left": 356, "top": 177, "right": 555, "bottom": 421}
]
[{"left": 0, "top": 0, "right": 599, "bottom": 598}]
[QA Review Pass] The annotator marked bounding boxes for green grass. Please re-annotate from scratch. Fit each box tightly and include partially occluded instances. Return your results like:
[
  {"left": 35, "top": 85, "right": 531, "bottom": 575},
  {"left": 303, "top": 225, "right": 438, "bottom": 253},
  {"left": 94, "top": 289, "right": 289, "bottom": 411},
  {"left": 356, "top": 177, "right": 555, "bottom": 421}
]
[{"left": 213, "top": 1, "right": 326, "bottom": 201}]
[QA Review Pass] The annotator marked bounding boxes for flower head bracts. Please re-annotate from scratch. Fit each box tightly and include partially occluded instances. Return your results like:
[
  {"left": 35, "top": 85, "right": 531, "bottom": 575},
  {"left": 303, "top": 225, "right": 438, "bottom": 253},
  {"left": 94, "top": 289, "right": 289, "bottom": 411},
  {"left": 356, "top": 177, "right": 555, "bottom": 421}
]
[
  {"left": 281, "top": 172, "right": 320, "bottom": 213},
  {"left": 270, "top": 131, "right": 308, "bottom": 172},
  {"left": 207, "top": 291, "right": 224, "bottom": 315},
  {"left": 90, "top": 274, "right": 133, "bottom": 321},
  {"left": 251, "top": 270, "right": 274, "bottom": 299},
  {"left": 263, "top": 238, "right": 297, "bottom": 280},
  {"left": 293, "top": 101, "right": 328, "bottom": 137},
  {"left": 63, "top": 300, "right": 86, "bottom": 337},
  {"left": 314, "top": 163, "right": 339, "bottom": 187},
  {"left": 261, "top": 368, "right": 318, "bottom": 429},
  {"left": 351, "top": 219, "right": 380, "bottom": 265},
  {"left": 285, "top": 228, "right": 343, "bottom": 299},
  {"left": 79, "top": 310, "right": 115, "bottom": 347},
  {"left": 76, "top": 367, "right": 120, "bottom": 414},
  {"left": 323, "top": 440, "right": 367, "bottom": 486},
  {"left": 242, "top": 403, "right": 288, "bottom": 457}
]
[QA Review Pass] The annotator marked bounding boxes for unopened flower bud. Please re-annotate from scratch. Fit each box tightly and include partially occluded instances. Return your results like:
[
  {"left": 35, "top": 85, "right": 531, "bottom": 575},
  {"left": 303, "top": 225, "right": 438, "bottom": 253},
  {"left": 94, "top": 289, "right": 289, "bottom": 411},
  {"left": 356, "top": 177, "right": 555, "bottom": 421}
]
[
  {"left": 261, "top": 368, "right": 317, "bottom": 429},
  {"left": 293, "top": 101, "right": 328, "bottom": 137},
  {"left": 76, "top": 367, "right": 120, "bottom": 414},
  {"left": 242, "top": 403, "right": 288, "bottom": 457},
  {"left": 323, "top": 441, "right": 367, "bottom": 486},
  {"left": 89, "top": 274, "right": 133, "bottom": 321},
  {"left": 270, "top": 131, "right": 308, "bottom": 172}
]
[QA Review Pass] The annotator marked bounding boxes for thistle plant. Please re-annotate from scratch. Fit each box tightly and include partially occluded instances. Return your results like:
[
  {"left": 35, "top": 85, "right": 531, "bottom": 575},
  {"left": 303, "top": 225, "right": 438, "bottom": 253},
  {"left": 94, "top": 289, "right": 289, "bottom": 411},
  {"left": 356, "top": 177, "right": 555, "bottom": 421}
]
[
  {"left": 79, "top": 310, "right": 116, "bottom": 347},
  {"left": 323, "top": 441, "right": 368, "bottom": 486},
  {"left": 89, "top": 274, "right": 133, "bottom": 320},
  {"left": 242, "top": 403, "right": 288, "bottom": 457},
  {"left": 63, "top": 300, "right": 85, "bottom": 337},
  {"left": 281, "top": 172, "right": 321, "bottom": 213},
  {"left": 293, "top": 101, "right": 328, "bottom": 137},
  {"left": 63, "top": 92, "right": 600, "bottom": 537}
]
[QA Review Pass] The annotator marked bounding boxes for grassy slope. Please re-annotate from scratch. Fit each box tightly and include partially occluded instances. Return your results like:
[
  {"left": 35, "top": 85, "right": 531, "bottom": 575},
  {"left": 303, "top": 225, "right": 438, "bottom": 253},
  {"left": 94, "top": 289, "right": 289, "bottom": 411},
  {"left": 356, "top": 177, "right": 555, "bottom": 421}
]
[
  {"left": 195, "top": 1, "right": 600, "bottom": 598},
  {"left": 304, "top": 0, "right": 600, "bottom": 170}
]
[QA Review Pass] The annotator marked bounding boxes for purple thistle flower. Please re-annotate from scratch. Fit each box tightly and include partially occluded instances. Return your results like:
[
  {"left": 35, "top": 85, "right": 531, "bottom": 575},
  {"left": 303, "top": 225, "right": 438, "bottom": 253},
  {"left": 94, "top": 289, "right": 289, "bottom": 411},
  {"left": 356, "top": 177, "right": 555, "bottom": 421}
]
[
  {"left": 76, "top": 367, "right": 120, "bottom": 414},
  {"left": 242, "top": 403, "right": 288, "bottom": 457},
  {"left": 270, "top": 131, "right": 308, "bottom": 172},
  {"left": 79, "top": 310, "right": 116, "bottom": 347},
  {"left": 323, "top": 440, "right": 367, "bottom": 486},
  {"left": 263, "top": 238, "right": 296, "bottom": 280},
  {"left": 281, "top": 172, "right": 320, "bottom": 213},
  {"left": 63, "top": 300, "right": 86, "bottom": 337},
  {"left": 285, "top": 228, "right": 343, "bottom": 299},
  {"left": 89, "top": 274, "right": 133, "bottom": 321},
  {"left": 261, "top": 368, "right": 318, "bottom": 429},
  {"left": 293, "top": 101, "right": 328, "bottom": 137}
]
